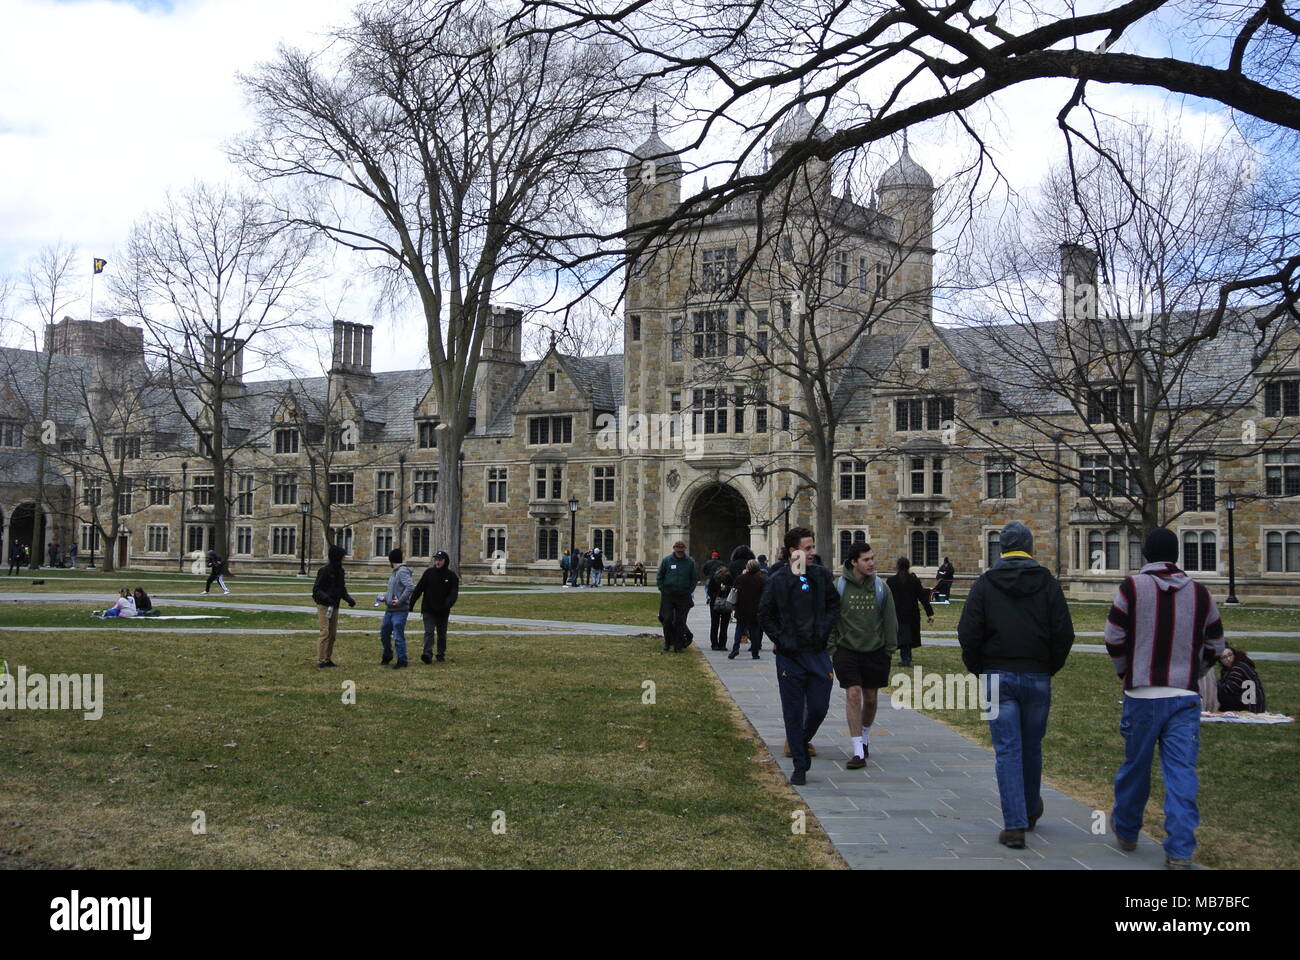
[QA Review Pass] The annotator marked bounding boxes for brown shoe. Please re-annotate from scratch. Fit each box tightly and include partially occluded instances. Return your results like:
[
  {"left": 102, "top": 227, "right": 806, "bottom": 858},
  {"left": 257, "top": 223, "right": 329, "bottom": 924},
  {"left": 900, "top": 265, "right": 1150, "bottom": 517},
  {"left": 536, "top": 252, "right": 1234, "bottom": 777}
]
[
  {"left": 1115, "top": 833, "right": 1138, "bottom": 852},
  {"left": 846, "top": 755, "right": 866, "bottom": 770},
  {"left": 998, "top": 829, "right": 1026, "bottom": 849},
  {"left": 782, "top": 741, "right": 818, "bottom": 758},
  {"left": 1166, "top": 857, "right": 1193, "bottom": 870},
  {"left": 1027, "top": 798, "right": 1044, "bottom": 831}
]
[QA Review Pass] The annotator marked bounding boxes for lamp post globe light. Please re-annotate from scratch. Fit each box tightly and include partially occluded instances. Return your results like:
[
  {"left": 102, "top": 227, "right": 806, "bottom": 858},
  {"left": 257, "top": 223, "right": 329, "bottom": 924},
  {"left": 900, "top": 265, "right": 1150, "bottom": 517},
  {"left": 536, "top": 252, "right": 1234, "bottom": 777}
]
[
  {"left": 780, "top": 493, "right": 794, "bottom": 537},
  {"left": 568, "top": 496, "right": 579, "bottom": 559},
  {"left": 1224, "top": 490, "right": 1239, "bottom": 605},
  {"left": 298, "top": 500, "right": 310, "bottom": 576}
]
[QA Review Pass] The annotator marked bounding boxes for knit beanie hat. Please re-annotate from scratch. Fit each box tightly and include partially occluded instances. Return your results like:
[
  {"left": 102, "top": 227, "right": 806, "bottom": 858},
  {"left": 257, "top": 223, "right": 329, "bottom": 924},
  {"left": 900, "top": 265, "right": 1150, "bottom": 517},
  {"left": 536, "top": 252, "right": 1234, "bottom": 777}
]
[
  {"left": 999, "top": 520, "right": 1034, "bottom": 555},
  {"left": 1143, "top": 527, "right": 1179, "bottom": 564}
]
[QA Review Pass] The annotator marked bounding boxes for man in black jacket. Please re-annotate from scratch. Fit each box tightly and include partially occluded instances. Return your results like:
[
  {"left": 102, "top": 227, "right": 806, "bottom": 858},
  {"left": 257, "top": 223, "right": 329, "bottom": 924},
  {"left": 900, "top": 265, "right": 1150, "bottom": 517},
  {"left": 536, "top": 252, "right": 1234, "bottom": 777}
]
[
  {"left": 958, "top": 520, "right": 1074, "bottom": 849},
  {"left": 759, "top": 526, "right": 840, "bottom": 786},
  {"left": 311, "top": 543, "right": 356, "bottom": 668},
  {"left": 410, "top": 550, "right": 459, "bottom": 663}
]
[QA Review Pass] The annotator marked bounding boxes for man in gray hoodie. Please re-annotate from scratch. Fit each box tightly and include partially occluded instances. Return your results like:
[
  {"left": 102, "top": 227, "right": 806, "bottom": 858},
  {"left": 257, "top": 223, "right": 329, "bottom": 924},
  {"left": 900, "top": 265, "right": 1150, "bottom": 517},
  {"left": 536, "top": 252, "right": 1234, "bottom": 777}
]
[{"left": 380, "top": 547, "right": 415, "bottom": 669}]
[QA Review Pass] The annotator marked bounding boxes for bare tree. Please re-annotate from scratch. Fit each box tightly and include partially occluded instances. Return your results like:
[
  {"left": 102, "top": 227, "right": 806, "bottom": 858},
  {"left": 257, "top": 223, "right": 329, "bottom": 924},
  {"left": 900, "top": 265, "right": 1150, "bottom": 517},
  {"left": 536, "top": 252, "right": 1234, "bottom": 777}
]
[
  {"left": 521, "top": 298, "right": 623, "bottom": 359},
  {"left": 47, "top": 357, "right": 167, "bottom": 574},
  {"left": 940, "top": 121, "right": 1300, "bottom": 536},
  {"left": 110, "top": 182, "right": 316, "bottom": 559},
  {"left": 235, "top": 0, "right": 641, "bottom": 564},
  {"left": 16, "top": 244, "right": 84, "bottom": 568},
  {"left": 463, "top": 0, "right": 1300, "bottom": 324}
]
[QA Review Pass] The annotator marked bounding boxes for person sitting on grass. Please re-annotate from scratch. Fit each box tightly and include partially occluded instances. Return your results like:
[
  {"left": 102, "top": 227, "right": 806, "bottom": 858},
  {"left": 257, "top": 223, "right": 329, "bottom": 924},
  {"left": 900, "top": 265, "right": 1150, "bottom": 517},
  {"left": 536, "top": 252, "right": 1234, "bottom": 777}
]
[
  {"left": 1217, "top": 646, "right": 1266, "bottom": 713},
  {"left": 95, "top": 588, "right": 137, "bottom": 618},
  {"left": 133, "top": 587, "right": 160, "bottom": 617}
]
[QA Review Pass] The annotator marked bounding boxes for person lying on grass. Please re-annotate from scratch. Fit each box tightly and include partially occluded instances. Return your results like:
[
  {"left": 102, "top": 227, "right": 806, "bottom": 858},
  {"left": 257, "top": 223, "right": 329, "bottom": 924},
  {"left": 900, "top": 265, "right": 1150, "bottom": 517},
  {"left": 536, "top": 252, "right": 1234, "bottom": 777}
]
[{"left": 94, "top": 589, "right": 137, "bottom": 618}]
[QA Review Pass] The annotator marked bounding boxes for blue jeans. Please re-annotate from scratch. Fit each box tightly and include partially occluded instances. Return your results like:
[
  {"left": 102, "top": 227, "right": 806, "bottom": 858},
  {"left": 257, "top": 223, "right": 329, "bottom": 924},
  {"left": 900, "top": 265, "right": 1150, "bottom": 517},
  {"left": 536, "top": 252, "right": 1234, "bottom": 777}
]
[
  {"left": 592, "top": 567, "right": 603, "bottom": 586},
  {"left": 1112, "top": 694, "right": 1201, "bottom": 860},
  {"left": 985, "top": 670, "right": 1052, "bottom": 830},
  {"left": 732, "top": 618, "right": 763, "bottom": 655},
  {"left": 775, "top": 649, "right": 834, "bottom": 773},
  {"left": 380, "top": 610, "right": 410, "bottom": 663}
]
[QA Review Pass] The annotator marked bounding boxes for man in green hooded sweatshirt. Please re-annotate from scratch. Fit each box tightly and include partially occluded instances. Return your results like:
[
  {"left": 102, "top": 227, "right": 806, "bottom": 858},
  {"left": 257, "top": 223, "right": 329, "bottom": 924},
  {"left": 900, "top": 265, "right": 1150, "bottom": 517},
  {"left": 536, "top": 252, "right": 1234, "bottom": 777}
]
[{"left": 828, "top": 542, "right": 898, "bottom": 768}]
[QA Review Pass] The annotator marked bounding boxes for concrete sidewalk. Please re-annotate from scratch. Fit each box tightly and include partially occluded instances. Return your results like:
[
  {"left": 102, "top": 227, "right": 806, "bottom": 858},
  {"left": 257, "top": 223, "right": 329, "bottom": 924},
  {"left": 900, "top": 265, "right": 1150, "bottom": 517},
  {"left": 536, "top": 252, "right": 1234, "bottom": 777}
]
[{"left": 685, "top": 601, "right": 1173, "bottom": 870}]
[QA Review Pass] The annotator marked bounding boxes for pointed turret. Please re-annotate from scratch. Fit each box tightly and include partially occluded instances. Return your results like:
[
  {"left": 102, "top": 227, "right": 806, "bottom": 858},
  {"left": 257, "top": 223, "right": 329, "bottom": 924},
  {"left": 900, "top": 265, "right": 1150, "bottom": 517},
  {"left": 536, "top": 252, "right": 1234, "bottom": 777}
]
[{"left": 626, "top": 108, "right": 683, "bottom": 227}]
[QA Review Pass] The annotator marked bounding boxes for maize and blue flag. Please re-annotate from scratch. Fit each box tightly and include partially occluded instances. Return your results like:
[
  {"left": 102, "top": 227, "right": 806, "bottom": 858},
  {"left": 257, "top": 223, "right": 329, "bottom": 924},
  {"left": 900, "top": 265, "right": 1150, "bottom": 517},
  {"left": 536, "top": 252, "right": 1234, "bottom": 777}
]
[{"left": 93, "top": 258, "right": 107, "bottom": 274}]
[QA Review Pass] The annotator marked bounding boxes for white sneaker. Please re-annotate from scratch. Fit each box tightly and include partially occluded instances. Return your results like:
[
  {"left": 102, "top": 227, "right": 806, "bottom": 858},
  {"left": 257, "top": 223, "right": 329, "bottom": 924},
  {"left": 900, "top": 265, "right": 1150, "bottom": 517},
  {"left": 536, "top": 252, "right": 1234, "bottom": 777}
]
[{"left": 222, "top": 589, "right": 230, "bottom": 595}]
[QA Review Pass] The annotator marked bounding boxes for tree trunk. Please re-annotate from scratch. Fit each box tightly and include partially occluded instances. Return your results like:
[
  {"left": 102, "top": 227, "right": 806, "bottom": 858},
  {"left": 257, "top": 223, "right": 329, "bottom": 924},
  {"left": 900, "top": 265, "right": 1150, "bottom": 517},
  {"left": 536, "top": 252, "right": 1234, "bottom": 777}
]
[
  {"left": 811, "top": 434, "right": 835, "bottom": 568},
  {"left": 436, "top": 426, "right": 464, "bottom": 570}
]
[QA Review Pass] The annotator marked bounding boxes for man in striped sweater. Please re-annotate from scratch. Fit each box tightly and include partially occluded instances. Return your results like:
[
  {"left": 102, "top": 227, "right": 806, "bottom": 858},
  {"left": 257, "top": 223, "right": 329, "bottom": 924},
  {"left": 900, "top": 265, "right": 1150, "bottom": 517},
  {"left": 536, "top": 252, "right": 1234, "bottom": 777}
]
[{"left": 1104, "top": 527, "right": 1225, "bottom": 869}]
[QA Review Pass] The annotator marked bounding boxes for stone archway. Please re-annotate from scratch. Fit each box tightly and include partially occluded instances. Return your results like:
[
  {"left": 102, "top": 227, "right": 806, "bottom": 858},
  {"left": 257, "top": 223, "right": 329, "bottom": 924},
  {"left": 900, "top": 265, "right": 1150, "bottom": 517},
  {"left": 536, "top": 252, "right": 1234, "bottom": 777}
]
[
  {"left": 686, "top": 483, "right": 751, "bottom": 573},
  {"left": 10, "top": 502, "right": 43, "bottom": 566}
]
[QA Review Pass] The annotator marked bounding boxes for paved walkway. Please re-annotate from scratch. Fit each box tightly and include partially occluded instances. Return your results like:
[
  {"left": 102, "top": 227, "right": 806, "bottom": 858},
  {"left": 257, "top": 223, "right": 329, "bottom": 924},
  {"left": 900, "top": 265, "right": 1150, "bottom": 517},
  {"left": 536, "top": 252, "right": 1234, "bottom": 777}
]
[{"left": 683, "top": 602, "right": 1176, "bottom": 870}]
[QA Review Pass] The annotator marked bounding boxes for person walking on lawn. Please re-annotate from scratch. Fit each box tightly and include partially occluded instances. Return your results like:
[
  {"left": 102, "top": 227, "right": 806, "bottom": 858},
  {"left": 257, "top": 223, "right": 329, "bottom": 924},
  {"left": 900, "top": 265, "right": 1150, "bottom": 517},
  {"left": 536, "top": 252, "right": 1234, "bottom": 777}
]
[
  {"left": 311, "top": 543, "right": 355, "bottom": 668},
  {"left": 656, "top": 540, "right": 697, "bottom": 652},
  {"left": 829, "top": 542, "right": 898, "bottom": 768},
  {"left": 410, "top": 550, "right": 459, "bottom": 663},
  {"left": 1104, "top": 527, "right": 1225, "bottom": 869},
  {"left": 759, "top": 526, "right": 840, "bottom": 786},
  {"left": 380, "top": 548, "right": 415, "bottom": 669},
  {"left": 202, "top": 548, "right": 230, "bottom": 595},
  {"left": 958, "top": 520, "right": 1074, "bottom": 851}
]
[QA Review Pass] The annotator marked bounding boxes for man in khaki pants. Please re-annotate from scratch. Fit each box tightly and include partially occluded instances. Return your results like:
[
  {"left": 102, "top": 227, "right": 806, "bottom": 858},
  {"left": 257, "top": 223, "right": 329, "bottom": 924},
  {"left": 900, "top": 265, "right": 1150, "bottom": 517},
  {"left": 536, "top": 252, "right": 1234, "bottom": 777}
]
[{"left": 311, "top": 543, "right": 356, "bottom": 668}]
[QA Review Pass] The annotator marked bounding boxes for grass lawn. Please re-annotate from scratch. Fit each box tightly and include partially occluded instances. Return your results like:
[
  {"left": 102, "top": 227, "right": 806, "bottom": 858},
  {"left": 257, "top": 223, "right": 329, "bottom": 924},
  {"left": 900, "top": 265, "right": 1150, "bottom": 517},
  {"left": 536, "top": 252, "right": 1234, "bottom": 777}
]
[
  {"left": 897, "top": 646, "right": 1300, "bottom": 870},
  {"left": 0, "top": 626, "right": 841, "bottom": 869},
  {"left": 454, "top": 591, "right": 663, "bottom": 627}
]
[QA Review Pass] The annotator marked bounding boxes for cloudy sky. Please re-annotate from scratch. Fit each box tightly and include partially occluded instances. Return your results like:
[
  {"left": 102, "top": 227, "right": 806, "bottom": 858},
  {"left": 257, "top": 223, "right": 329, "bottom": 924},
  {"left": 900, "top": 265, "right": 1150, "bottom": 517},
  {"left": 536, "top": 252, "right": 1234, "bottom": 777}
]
[{"left": 0, "top": 0, "right": 1240, "bottom": 375}]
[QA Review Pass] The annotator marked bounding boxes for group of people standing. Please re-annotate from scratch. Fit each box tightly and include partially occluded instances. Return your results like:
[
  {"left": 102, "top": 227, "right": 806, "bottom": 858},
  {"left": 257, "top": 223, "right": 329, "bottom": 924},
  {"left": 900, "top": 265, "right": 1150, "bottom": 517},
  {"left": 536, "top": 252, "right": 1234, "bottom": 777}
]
[
  {"left": 310, "top": 546, "right": 460, "bottom": 670},
  {"left": 561, "top": 548, "right": 645, "bottom": 587},
  {"left": 7, "top": 541, "right": 80, "bottom": 573}
]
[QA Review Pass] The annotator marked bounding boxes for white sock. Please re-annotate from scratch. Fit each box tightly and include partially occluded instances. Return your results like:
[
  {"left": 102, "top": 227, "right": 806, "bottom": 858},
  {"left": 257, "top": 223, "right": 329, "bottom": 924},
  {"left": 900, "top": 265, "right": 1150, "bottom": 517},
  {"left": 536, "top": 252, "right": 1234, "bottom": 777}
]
[{"left": 851, "top": 736, "right": 864, "bottom": 758}]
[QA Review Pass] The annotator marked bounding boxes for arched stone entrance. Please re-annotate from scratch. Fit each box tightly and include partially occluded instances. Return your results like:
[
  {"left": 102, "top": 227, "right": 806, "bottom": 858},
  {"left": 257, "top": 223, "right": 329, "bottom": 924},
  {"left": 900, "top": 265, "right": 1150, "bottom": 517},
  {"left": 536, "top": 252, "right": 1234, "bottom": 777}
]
[
  {"left": 686, "top": 483, "right": 751, "bottom": 573},
  {"left": 10, "top": 502, "right": 44, "bottom": 566}
]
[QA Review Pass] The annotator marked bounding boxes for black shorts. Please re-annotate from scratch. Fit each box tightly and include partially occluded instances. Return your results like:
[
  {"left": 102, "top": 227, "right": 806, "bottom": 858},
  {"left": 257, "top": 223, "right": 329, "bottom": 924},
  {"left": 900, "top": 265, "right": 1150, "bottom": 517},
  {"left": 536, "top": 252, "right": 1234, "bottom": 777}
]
[{"left": 832, "top": 648, "right": 892, "bottom": 690}]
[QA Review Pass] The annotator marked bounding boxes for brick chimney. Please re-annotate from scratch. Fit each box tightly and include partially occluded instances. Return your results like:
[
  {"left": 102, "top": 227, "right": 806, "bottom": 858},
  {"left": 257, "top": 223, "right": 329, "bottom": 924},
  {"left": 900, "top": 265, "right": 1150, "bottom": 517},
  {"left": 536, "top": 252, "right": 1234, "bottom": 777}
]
[
  {"left": 203, "top": 334, "right": 246, "bottom": 384},
  {"left": 1059, "top": 243, "right": 1098, "bottom": 322}
]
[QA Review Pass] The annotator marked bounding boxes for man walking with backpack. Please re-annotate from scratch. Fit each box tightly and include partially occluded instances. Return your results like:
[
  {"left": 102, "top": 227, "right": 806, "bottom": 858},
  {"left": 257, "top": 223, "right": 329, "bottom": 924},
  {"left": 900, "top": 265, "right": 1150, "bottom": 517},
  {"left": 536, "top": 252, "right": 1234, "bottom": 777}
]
[
  {"left": 829, "top": 542, "right": 898, "bottom": 768},
  {"left": 958, "top": 521, "right": 1074, "bottom": 849},
  {"left": 379, "top": 548, "right": 414, "bottom": 669},
  {"left": 759, "top": 526, "right": 840, "bottom": 786},
  {"left": 1104, "top": 527, "right": 1225, "bottom": 869}
]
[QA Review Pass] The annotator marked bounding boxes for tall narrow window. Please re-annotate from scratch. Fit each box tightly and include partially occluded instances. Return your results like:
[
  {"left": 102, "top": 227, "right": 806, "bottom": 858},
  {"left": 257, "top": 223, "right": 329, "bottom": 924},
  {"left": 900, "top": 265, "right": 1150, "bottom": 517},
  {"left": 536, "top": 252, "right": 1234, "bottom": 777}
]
[
  {"left": 237, "top": 474, "right": 254, "bottom": 516},
  {"left": 630, "top": 317, "right": 641, "bottom": 342},
  {"left": 592, "top": 466, "right": 616, "bottom": 502},
  {"left": 487, "top": 467, "right": 508, "bottom": 503},
  {"left": 376, "top": 471, "right": 395, "bottom": 514},
  {"left": 838, "top": 459, "right": 867, "bottom": 501}
]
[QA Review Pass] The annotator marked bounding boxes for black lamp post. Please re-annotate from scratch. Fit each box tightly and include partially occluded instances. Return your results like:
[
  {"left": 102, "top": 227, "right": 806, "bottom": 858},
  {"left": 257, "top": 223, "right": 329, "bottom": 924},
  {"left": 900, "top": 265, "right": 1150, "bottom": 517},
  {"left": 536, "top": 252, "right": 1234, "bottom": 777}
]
[
  {"left": 780, "top": 493, "right": 795, "bottom": 537},
  {"left": 298, "top": 500, "right": 310, "bottom": 576},
  {"left": 568, "top": 496, "right": 579, "bottom": 561},
  {"left": 1224, "top": 490, "right": 1239, "bottom": 605},
  {"left": 177, "top": 460, "right": 188, "bottom": 572}
]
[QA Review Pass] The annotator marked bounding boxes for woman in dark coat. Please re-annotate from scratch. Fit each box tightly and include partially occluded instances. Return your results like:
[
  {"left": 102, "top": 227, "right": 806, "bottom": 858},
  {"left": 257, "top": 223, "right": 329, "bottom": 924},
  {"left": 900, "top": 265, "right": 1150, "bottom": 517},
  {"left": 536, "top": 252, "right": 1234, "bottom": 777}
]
[
  {"left": 1218, "top": 647, "right": 1266, "bottom": 713},
  {"left": 934, "top": 557, "right": 956, "bottom": 601},
  {"left": 706, "top": 566, "right": 734, "bottom": 650},
  {"left": 886, "top": 557, "right": 934, "bottom": 667},
  {"left": 729, "top": 559, "right": 766, "bottom": 659}
]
